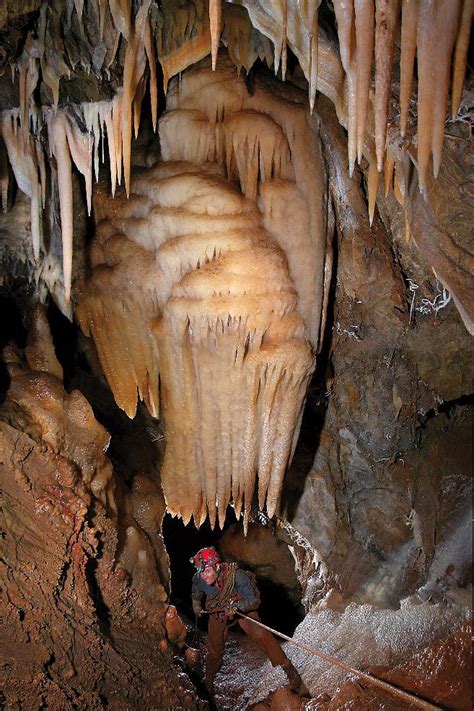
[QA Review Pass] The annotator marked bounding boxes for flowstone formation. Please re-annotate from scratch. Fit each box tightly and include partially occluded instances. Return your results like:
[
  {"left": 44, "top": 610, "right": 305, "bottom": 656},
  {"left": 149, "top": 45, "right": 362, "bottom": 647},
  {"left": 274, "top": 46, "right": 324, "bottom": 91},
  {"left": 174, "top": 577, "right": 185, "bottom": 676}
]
[{"left": 77, "top": 61, "right": 327, "bottom": 529}]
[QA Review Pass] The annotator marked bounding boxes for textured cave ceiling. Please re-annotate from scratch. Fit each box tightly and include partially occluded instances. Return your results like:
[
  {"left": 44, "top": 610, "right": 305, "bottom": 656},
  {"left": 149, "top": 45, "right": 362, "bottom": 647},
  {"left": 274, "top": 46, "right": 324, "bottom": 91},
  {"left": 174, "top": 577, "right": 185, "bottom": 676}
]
[{"left": 0, "top": 0, "right": 472, "bottom": 531}]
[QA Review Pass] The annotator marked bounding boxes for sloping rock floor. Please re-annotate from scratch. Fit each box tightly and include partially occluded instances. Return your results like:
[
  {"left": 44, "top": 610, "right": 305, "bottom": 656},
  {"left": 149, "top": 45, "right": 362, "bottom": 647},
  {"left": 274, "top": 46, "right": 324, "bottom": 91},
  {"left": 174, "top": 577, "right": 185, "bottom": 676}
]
[{"left": 183, "top": 598, "right": 471, "bottom": 711}]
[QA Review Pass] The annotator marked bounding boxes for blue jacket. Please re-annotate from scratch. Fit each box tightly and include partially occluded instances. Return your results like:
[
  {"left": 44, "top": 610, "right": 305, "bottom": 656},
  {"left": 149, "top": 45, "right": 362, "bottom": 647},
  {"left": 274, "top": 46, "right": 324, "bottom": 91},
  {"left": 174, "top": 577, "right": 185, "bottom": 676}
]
[{"left": 192, "top": 566, "right": 260, "bottom": 613}]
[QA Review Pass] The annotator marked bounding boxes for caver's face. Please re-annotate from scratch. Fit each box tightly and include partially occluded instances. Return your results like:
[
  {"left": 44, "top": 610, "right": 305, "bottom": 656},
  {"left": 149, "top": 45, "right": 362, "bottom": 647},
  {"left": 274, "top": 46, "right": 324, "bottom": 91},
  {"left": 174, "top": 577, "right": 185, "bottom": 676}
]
[{"left": 201, "top": 564, "right": 219, "bottom": 585}]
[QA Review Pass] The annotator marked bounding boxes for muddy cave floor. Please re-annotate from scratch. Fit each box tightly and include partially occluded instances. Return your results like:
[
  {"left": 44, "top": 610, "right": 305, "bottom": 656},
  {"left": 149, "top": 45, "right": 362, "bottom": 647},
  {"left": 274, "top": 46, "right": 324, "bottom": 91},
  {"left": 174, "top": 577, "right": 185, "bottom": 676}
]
[{"left": 158, "top": 597, "right": 471, "bottom": 711}]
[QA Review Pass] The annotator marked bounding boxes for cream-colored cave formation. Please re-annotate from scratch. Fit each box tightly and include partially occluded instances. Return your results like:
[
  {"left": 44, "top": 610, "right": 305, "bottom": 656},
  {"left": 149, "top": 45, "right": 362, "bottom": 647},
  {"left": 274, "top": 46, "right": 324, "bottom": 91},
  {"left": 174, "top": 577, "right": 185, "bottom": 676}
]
[
  {"left": 76, "top": 61, "right": 326, "bottom": 528},
  {"left": 0, "top": 1, "right": 471, "bottom": 313}
]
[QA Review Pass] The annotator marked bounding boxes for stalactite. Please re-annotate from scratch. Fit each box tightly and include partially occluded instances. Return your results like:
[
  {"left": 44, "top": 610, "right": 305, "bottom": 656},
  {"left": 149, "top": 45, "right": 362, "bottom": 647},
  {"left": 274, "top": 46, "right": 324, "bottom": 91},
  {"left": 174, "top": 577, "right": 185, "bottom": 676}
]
[
  {"left": 308, "top": 2, "right": 320, "bottom": 114},
  {"left": 451, "top": 0, "right": 473, "bottom": 119},
  {"left": 368, "top": 144, "right": 379, "bottom": 225},
  {"left": 384, "top": 148, "right": 395, "bottom": 197},
  {"left": 108, "top": 0, "right": 132, "bottom": 41},
  {"left": 0, "top": 139, "right": 9, "bottom": 213},
  {"left": 209, "top": 0, "right": 223, "bottom": 71},
  {"left": 416, "top": 0, "right": 461, "bottom": 191},
  {"left": 144, "top": 18, "right": 158, "bottom": 131},
  {"left": 1, "top": 111, "right": 42, "bottom": 260},
  {"left": 46, "top": 112, "right": 73, "bottom": 301},
  {"left": 74, "top": 0, "right": 84, "bottom": 20},
  {"left": 1, "top": 0, "right": 470, "bottom": 310},
  {"left": 65, "top": 115, "right": 93, "bottom": 216},
  {"left": 113, "top": 92, "right": 123, "bottom": 188},
  {"left": 99, "top": 102, "right": 118, "bottom": 196},
  {"left": 354, "top": 0, "right": 374, "bottom": 162},
  {"left": 374, "top": 0, "right": 399, "bottom": 172},
  {"left": 399, "top": 0, "right": 418, "bottom": 137},
  {"left": 430, "top": 0, "right": 461, "bottom": 178},
  {"left": 333, "top": 0, "right": 357, "bottom": 175},
  {"left": 226, "top": 0, "right": 470, "bottom": 204},
  {"left": 281, "top": 0, "right": 288, "bottom": 79}
]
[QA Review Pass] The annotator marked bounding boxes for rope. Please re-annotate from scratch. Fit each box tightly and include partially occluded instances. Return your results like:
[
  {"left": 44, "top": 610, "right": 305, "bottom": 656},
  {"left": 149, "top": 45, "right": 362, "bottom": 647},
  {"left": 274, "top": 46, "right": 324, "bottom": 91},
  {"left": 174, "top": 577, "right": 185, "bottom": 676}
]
[
  {"left": 205, "top": 563, "right": 237, "bottom": 613},
  {"left": 235, "top": 611, "right": 442, "bottom": 711}
]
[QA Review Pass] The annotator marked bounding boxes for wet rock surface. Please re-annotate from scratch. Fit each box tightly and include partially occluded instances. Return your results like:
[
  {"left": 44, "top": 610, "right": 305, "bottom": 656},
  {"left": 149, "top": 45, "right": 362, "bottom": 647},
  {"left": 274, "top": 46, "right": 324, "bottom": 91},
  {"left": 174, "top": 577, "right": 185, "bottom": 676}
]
[
  {"left": 192, "top": 605, "right": 471, "bottom": 710},
  {"left": 301, "top": 621, "right": 473, "bottom": 710},
  {"left": 0, "top": 306, "right": 199, "bottom": 709}
]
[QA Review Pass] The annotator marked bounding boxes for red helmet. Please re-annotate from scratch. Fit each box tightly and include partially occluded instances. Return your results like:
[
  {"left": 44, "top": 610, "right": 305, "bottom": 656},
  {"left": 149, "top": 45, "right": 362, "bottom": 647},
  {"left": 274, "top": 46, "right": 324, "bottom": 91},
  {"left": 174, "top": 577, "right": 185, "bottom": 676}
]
[{"left": 190, "top": 547, "right": 221, "bottom": 572}]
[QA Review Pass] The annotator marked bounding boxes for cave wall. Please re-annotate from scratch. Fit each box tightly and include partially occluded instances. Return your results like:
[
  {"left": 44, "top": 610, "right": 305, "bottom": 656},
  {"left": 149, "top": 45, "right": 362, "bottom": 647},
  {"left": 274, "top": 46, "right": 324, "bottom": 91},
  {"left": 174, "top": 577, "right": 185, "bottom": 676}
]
[
  {"left": 0, "top": 306, "right": 198, "bottom": 709},
  {"left": 285, "top": 97, "right": 473, "bottom": 606}
]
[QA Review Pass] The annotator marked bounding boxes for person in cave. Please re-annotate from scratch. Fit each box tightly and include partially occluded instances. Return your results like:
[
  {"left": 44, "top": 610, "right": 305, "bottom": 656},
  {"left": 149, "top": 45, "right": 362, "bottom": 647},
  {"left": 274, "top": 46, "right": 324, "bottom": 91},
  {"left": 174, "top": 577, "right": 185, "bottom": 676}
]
[{"left": 191, "top": 546, "right": 308, "bottom": 698}]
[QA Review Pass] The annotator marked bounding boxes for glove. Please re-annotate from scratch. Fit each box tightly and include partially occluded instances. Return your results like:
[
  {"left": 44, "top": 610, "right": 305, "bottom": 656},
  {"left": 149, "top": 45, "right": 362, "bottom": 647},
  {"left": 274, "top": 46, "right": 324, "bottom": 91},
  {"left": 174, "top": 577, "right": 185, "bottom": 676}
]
[
  {"left": 225, "top": 600, "right": 238, "bottom": 618},
  {"left": 192, "top": 601, "right": 202, "bottom": 617}
]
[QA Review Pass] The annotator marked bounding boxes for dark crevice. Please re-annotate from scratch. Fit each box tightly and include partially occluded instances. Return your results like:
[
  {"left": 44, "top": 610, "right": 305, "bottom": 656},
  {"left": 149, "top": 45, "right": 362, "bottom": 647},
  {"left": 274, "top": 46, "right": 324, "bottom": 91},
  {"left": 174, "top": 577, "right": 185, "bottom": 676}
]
[
  {"left": 84, "top": 510, "right": 111, "bottom": 639},
  {"left": 279, "top": 195, "right": 338, "bottom": 522},
  {"left": 43, "top": 651, "right": 56, "bottom": 677},
  {"left": 0, "top": 294, "right": 27, "bottom": 400},
  {"left": 46, "top": 299, "right": 80, "bottom": 391},
  {"left": 417, "top": 394, "right": 473, "bottom": 428}
]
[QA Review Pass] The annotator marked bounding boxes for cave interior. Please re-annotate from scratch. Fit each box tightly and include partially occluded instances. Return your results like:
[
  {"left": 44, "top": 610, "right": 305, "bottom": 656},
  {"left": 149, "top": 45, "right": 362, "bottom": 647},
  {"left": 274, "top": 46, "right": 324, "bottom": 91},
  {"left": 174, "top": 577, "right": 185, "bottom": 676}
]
[{"left": 0, "top": 1, "right": 472, "bottom": 710}]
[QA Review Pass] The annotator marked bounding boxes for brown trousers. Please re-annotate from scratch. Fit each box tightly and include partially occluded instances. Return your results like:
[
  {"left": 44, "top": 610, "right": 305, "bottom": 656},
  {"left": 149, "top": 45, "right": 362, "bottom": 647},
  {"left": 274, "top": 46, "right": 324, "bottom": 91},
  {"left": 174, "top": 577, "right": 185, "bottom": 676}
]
[{"left": 205, "top": 610, "right": 287, "bottom": 683}]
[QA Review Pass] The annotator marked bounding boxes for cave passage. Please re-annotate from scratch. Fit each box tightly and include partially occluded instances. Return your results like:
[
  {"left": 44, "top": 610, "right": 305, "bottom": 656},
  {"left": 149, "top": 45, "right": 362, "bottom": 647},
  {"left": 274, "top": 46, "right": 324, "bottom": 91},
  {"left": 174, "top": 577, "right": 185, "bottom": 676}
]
[{"left": 163, "top": 512, "right": 304, "bottom": 637}]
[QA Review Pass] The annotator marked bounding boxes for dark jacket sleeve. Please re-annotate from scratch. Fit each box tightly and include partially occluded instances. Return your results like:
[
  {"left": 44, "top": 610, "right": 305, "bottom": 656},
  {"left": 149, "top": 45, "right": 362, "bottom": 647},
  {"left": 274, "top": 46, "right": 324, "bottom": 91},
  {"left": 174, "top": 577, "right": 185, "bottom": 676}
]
[
  {"left": 191, "top": 573, "right": 204, "bottom": 609},
  {"left": 234, "top": 569, "right": 260, "bottom": 612}
]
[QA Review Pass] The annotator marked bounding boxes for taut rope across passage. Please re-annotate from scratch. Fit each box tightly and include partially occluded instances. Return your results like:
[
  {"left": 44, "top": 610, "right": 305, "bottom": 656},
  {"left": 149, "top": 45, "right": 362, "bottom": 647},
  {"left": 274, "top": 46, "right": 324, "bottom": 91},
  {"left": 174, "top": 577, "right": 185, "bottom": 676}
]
[{"left": 233, "top": 611, "right": 442, "bottom": 711}]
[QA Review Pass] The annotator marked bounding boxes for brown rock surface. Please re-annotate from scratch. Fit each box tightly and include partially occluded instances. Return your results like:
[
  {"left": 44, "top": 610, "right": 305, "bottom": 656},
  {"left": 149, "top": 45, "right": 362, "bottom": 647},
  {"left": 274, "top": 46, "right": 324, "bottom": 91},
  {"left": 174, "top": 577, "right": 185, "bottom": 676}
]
[
  {"left": 307, "top": 622, "right": 472, "bottom": 710},
  {"left": 285, "top": 96, "right": 473, "bottom": 607},
  {"left": 0, "top": 306, "right": 199, "bottom": 709}
]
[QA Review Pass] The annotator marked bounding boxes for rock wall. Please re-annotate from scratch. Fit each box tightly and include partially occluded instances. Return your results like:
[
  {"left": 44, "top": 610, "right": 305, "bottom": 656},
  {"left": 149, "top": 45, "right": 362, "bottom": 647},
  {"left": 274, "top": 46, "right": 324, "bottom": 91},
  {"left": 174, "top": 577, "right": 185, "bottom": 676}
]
[
  {"left": 0, "top": 305, "right": 198, "bottom": 709},
  {"left": 286, "top": 97, "right": 473, "bottom": 606}
]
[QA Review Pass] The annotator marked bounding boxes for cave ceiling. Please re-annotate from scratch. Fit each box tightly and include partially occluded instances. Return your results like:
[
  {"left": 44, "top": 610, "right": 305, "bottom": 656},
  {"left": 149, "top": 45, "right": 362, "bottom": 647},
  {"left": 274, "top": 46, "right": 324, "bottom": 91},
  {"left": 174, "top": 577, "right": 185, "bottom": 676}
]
[{"left": 0, "top": 0, "right": 472, "bottom": 530}]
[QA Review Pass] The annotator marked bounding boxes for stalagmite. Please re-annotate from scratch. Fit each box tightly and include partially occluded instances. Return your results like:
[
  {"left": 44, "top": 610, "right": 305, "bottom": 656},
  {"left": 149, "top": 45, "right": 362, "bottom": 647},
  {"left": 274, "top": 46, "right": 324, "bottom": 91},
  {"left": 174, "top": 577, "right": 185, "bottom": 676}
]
[
  {"left": 25, "top": 303, "right": 64, "bottom": 380},
  {"left": 399, "top": 0, "right": 418, "bottom": 137},
  {"left": 374, "top": 0, "right": 399, "bottom": 172},
  {"left": 77, "top": 62, "right": 328, "bottom": 527}
]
